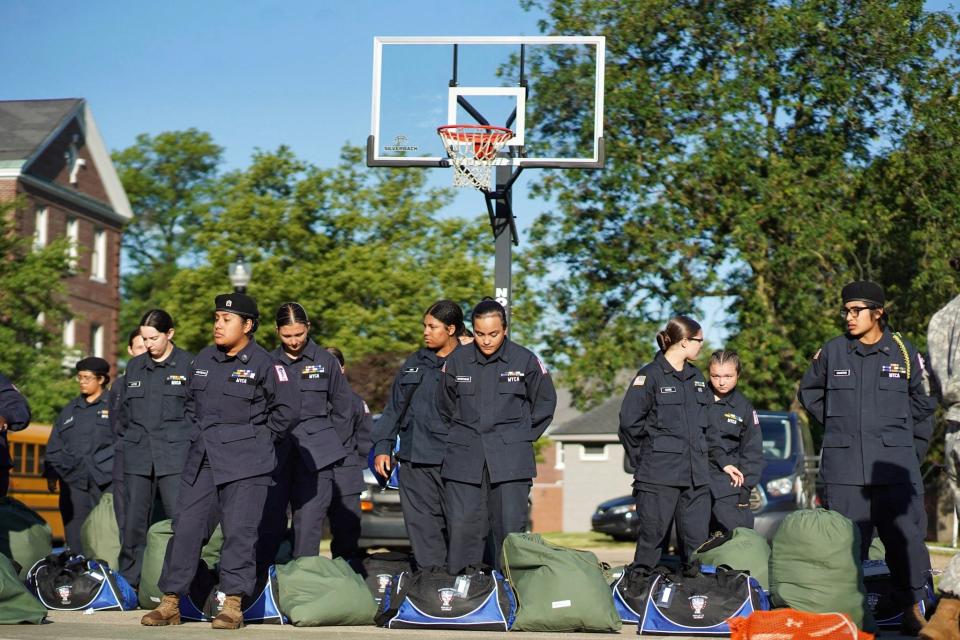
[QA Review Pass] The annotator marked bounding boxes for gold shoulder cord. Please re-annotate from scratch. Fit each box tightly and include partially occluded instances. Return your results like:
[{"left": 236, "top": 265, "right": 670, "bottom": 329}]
[{"left": 891, "top": 332, "right": 911, "bottom": 379}]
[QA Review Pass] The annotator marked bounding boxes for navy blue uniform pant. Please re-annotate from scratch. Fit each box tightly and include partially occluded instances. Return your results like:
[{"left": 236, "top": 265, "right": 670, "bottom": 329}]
[
  {"left": 59, "top": 481, "right": 103, "bottom": 556},
  {"left": 823, "top": 483, "right": 929, "bottom": 607},
  {"left": 710, "top": 488, "right": 754, "bottom": 533},
  {"left": 328, "top": 474, "right": 362, "bottom": 561},
  {"left": 289, "top": 452, "right": 334, "bottom": 559},
  {"left": 111, "top": 442, "right": 126, "bottom": 533},
  {"left": 632, "top": 482, "right": 709, "bottom": 569},
  {"left": 398, "top": 462, "right": 447, "bottom": 570},
  {"left": 158, "top": 463, "right": 269, "bottom": 597},
  {"left": 119, "top": 471, "right": 180, "bottom": 586},
  {"left": 445, "top": 466, "right": 530, "bottom": 574}
]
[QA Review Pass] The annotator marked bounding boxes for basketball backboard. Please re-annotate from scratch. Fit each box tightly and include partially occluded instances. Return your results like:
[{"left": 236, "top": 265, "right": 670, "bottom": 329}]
[{"left": 367, "top": 36, "right": 605, "bottom": 170}]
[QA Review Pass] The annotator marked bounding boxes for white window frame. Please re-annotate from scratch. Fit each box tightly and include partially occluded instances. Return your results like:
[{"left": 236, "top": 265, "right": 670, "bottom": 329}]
[
  {"left": 33, "top": 207, "right": 48, "bottom": 250},
  {"left": 66, "top": 217, "right": 79, "bottom": 269},
  {"left": 90, "top": 324, "right": 104, "bottom": 358},
  {"left": 554, "top": 442, "right": 566, "bottom": 470},
  {"left": 62, "top": 318, "right": 79, "bottom": 369},
  {"left": 579, "top": 443, "right": 609, "bottom": 461},
  {"left": 90, "top": 227, "right": 107, "bottom": 282}
]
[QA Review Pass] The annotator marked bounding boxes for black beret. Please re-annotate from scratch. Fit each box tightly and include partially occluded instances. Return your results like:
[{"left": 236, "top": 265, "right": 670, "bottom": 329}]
[
  {"left": 841, "top": 280, "right": 885, "bottom": 306},
  {"left": 214, "top": 293, "right": 259, "bottom": 319},
  {"left": 75, "top": 357, "right": 110, "bottom": 376}
]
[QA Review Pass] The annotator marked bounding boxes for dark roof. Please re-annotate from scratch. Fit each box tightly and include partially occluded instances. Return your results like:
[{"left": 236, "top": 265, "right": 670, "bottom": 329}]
[
  {"left": 0, "top": 99, "right": 83, "bottom": 162},
  {"left": 549, "top": 396, "right": 619, "bottom": 437}
]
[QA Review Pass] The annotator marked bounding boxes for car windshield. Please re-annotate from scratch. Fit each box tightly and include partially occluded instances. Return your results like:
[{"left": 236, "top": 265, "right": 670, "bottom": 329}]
[{"left": 759, "top": 416, "right": 792, "bottom": 460}]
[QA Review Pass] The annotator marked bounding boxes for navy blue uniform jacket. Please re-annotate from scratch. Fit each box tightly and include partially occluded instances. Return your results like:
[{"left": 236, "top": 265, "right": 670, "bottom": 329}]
[
  {"left": 706, "top": 388, "right": 764, "bottom": 498},
  {"left": 0, "top": 374, "right": 31, "bottom": 469},
  {"left": 438, "top": 338, "right": 557, "bottom": 484},
  {"left": 116, "top": 346, "right": 195, "bottom": 477},
  {"left": 798, "top": 328, "right": 937, "bottom": 486},
  {"left": 45, "top": 393, "right": 114, "bottom": 489},
  {"left": 273, "top": 340, "right": 354, "bottom": 472},
  {"left": 371, "top": 346, "right": 456, "bottom": 465},
  {"left": 618, "top": 352, "right": 711, "bottom": 487},
  {"left": 181, "top": 339, "right": 298, "bottom": 485}
]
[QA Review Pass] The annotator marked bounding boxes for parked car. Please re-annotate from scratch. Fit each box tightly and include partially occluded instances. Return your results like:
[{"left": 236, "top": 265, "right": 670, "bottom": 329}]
[
  {"left": 357, "top": 414, "right": 409, "bottom": 550},
  {"left": 592, "top": 410, "right": 817, "bottom": 543}
]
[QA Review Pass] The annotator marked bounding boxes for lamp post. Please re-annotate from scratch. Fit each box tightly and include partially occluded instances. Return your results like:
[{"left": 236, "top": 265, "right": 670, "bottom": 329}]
[{"left": 229, "top": 254, "right": 252, "bottom": 294}]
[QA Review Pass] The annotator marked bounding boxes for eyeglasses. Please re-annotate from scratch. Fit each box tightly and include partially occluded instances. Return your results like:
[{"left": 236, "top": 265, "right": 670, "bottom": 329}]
[
  {"left": 76, "top": 374, "right": 100, "bottom": 382},
  {"left": 841, "top": 306, "right": 875, "bottom": 319}
]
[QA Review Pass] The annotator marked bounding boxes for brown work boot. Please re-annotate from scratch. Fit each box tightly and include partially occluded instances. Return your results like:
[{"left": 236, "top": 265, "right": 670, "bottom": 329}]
[
  {"left": 920, "top": 597, "right": 960, "bottom": 640},
  {"left": 902, "top": 601, "right": 930, "bottom": 637},
  {"left": 140, "top": 593, "right": 181, "bottom": 626},
  {"left": 211, "top": 594, "right": 244, "bottom": 630}
]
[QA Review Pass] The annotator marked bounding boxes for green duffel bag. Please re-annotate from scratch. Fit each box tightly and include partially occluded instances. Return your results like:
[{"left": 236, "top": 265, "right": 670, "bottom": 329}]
[
  {"left": 0, "top": 553, "right": 46, "bottom": 624},
  {"left": 693, "top": 527, "right": 771, "bottom": 589},
  {"left": 276, "top": 555, "right": 377, "bottom": 626},
  {"left": 0, "top": 496, "right": 53, "bottom": 580},
  {"left": 80, "top": 491, "right": 120, "bottom": 568},
  {"left": 501, "top": 532, "right": 622, "bottom": 632},
  {"left": 139, "top": 519, "right": 224, "bottom": 609},
  {"left": 769, "top": 508, "right": 874, "bottom": 631}
]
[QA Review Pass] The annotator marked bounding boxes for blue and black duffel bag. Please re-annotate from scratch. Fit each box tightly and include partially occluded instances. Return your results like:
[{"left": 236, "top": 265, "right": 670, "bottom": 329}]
[
  {"left": 27, "top": 553, "right": 138, "bottom": 611},
  {"left": 375, "top": 565, "right": 516, "bottom": 631},
  {"left": 613, "top": 561, "right": 768, "bottom": 634},
  {"left": 179, "top": 562, "right": 285, "bottom": 624}
]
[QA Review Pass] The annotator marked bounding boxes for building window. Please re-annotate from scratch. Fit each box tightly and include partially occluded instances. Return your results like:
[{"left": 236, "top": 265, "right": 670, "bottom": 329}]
[
  {"left": 554, "top": 442, "right": 566, "bottom": 470},
  {"left": 33, "top": 207, "right": 48, "bottom": 250},
  {"left": 90, "top": 324, "right": 104, "bottom": 358},
  {"left": 579, "top": 443, "right": 609, "bottom": 461},
  {"left": 61, "top": 318, "right": 80, "bottom": 368},
  {"left": 91, "top": 228, "right": 107, "bottom": 281},
  {"left": 66, "top": 218, "right": 79, "bottom": 269}
]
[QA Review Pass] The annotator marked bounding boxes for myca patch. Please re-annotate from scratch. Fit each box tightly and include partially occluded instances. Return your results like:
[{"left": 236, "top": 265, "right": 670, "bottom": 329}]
[
  {"left": 230, "top": 369, "right": 256, "bottom": 384},
  {"left": 165, "top": 375, "right": 187, "bottom": 386},
  {"left": 500, "top": 371, "right": 525, "bottom": 383},
  {"left": 694, "top": 380, "right": 706, "bottom": 392},
  {"left": 97, "top": 409, "right": 110, "bottom": 420},
  {"left": 301, "top": 364, "right": 326, "bottom": 379},
  {"left": 881, "top": 363, "right": 905, "bottom": 378},
  {"left": 724, "top": 412, "right": 741, "bottom": 425}
]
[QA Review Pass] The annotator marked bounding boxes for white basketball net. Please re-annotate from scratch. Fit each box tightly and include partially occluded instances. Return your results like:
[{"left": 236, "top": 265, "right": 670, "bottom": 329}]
[{"left": 437, "top": 125, "right": 513, "bottom": 192}]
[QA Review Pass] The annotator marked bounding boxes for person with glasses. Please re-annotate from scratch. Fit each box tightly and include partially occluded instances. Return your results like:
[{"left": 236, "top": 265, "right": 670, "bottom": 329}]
[
  {"left": 619, "top": 315, "right": 711, "bottom": 570},
  {"left": 799, "top": 280, "right": 937, "bottom": 636},
  {"left": 44, "top": 357, "right": 114, "bottom": 556}
]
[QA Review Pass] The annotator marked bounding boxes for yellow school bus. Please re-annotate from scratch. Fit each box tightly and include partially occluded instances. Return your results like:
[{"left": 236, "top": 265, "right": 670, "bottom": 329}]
[{"left": 7, "top": 424, "right": 64, "bottom": 541}]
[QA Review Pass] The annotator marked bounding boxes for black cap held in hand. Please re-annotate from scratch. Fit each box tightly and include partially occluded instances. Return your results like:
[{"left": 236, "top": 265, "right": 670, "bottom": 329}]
[
  {"left": 75, "top": 357, "right": 110, "bottom": 376},
  {"left": 841, "top": 280, "right": 885, "bottom": 307},
  {"left": 214, "top": 293, "right": 259, "bottom": 319}
]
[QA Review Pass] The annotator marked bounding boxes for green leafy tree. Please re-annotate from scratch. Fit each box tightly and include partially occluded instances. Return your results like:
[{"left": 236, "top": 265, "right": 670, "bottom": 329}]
[
  {"left": 112, "top": 129, "right": 223, "bottom": 340},
  {"left": 0, "top": 199, "right": 75, "bottom": 421},
  {"left": 518, "top": 0, "right": 960, "bottom": 412},
  {"left": 139, "top": 144, "right": 491, "bottom": 407}
]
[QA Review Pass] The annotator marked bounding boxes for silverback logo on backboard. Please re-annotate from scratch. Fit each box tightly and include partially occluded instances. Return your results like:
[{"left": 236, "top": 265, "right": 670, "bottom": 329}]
[{"left": 384, "top": 135, "right": 418, "bottom": 152}]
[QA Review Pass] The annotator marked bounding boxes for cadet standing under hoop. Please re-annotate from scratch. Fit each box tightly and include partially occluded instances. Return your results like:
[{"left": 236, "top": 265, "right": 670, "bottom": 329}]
[
  {"left": 439, "top": 299, "right": 556, "bottom": 573},
  {"left": 371, "top": 300, "right": 466, "bottom": 570},
  {"left": 141, "top": 293, "right": 297, "bottom": 630},
  {"left": 799, "top": 280, "right": 937, "bottom": 636}
]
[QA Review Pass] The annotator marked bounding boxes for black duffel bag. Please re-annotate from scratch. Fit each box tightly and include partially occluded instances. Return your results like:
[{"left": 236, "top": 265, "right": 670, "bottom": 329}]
[{"left": 355, "top": 551, "right": 415, "bottom": 605}]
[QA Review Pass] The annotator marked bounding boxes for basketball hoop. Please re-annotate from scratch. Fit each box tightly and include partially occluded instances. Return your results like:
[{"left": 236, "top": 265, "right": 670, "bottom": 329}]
[{"left": 437, "top": 124, "right": 513, "bottom": 191}]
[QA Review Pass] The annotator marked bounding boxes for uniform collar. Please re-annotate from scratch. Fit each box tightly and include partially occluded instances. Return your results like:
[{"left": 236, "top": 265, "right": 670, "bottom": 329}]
[
  {"left": 654, "top": 351, "right": 696, "bottom": 380},
  {"left": 420, "top": 342, "right": 458, "bottom": 366},
  {"left": 469, "top": 337, "right": 511, "bottom": 364},
  {"left": 214, "top": 337, "right": 259, "bottom": 364},
  {"left": 146, "top": 345, "right": 182, "bottom": 370},
  {"left": 77, "top": 392, "right": 108, "bottom": 409},
  {"left": 847, "top": 328, "right": 895, "bottom": 357},
  {"left": 711, "top": 387, "right": 741, "bottom": 405},
  {"left": 276, "top": 339, "right": 318, "bottom": 365}
]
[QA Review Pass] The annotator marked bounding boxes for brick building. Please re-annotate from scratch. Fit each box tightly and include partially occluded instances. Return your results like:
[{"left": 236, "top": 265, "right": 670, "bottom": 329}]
[{"left": 0, "top": 99, "right": 132, "bottom": 374}]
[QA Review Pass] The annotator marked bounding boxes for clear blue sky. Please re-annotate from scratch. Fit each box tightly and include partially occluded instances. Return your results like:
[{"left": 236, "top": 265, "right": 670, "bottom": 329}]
[{"left": 2, "top": 0, "right": 955, "bottom": 345}]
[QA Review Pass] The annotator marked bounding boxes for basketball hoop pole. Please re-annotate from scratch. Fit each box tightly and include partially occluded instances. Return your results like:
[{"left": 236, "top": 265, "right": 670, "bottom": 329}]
[{"left": 486, "top": 162, "right": 520, "bottom": 325}]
